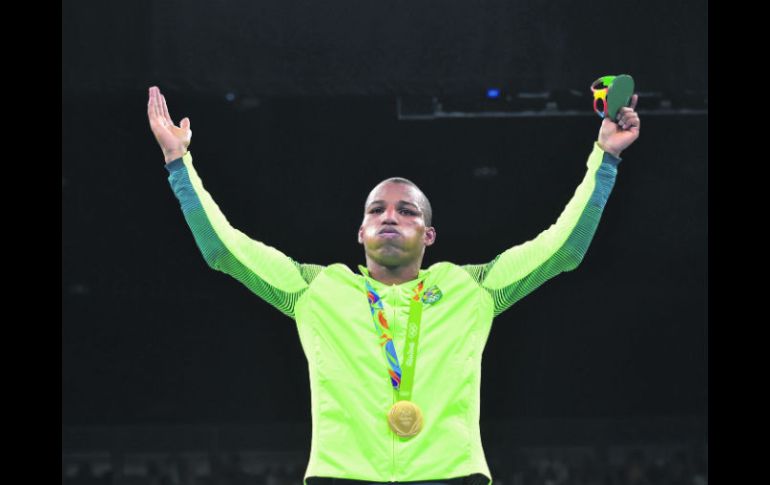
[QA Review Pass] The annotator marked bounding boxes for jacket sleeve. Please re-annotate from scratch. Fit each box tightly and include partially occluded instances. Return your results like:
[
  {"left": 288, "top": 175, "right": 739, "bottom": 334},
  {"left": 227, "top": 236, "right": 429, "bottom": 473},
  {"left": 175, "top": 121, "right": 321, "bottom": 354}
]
[
  {"left": 461, "top": 142, "right": 621, "bottom": 317},
  {"left": 165, "top": 152, "right": 324, "bottom": 320}
]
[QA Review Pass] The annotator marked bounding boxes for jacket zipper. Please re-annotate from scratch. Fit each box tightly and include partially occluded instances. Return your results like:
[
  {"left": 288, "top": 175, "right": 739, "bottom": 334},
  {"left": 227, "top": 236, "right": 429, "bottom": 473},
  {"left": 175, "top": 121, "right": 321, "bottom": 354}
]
[{"left": 390, "top": 283, "right": 398, "bottom": 481}]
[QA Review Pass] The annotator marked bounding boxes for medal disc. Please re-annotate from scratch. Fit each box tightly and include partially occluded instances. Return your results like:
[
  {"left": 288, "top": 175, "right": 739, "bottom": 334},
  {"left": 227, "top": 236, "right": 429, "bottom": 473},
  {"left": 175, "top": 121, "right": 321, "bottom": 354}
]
[{"left": 388, "top": 400, "right": 424, "bottom": 437}]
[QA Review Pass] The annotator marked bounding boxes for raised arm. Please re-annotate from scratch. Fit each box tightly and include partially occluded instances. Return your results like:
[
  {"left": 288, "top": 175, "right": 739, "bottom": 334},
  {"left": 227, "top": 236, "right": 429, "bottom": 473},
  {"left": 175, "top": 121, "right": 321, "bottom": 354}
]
[
  {"left": 463, "top": 96, "right": 640, "bottom": 317},
  {"left": 148, "top": 86, "right": 324, "bottom": 320}
]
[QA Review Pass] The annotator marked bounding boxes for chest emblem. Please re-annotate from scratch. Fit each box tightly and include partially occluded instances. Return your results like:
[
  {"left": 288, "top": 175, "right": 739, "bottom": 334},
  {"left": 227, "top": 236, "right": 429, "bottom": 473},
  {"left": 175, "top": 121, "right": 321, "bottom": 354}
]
[{"left": 421, "top": 285, "right": 443, "bottom": 305}]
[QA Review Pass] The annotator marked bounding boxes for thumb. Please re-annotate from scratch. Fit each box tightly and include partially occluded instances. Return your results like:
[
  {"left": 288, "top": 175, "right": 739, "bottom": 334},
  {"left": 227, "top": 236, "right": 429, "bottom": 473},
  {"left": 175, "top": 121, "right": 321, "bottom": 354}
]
[
  {"left": 629, "top": 94, "right": 638, "bottom": 110},
  {"left": 180, "top": 117, "right": 190, "bottom": 130}
]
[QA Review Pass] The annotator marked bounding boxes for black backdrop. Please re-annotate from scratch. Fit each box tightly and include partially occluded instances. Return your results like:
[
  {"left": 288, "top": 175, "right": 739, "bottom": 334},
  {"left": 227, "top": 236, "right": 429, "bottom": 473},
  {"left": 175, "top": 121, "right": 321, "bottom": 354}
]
[{"left": 63, "top": 0, "right": 707, "bottom": 96}]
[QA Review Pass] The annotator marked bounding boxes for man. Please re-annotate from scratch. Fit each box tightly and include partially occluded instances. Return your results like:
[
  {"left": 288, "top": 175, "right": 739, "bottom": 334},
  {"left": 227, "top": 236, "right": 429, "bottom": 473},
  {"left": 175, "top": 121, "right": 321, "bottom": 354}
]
[{"left": 147, "top": 86, "right": 640, "bottom": 485}]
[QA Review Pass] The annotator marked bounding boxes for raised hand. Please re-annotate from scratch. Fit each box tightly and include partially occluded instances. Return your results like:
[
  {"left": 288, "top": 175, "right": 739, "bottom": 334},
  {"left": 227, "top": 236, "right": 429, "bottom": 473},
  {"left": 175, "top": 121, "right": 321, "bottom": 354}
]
[
  {"left": 147, "top": 86, "right": 192, "bottom": 164},
  {"left": 598, "top": 94, "right": 640, "bottom": 158}
]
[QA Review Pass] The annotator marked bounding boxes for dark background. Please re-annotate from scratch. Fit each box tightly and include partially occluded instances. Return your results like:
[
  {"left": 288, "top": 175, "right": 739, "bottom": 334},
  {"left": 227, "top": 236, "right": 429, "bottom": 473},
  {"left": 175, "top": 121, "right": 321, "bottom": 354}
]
[{"left": 63, "top": 0, "right": 707, "bottom": 435}]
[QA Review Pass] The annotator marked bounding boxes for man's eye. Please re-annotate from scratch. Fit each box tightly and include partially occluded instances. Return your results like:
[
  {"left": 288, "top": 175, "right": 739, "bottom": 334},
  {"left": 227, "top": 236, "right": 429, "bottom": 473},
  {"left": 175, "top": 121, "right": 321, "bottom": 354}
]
[{"left": 368, "top": 207, "right": 416, "bottom": 215}]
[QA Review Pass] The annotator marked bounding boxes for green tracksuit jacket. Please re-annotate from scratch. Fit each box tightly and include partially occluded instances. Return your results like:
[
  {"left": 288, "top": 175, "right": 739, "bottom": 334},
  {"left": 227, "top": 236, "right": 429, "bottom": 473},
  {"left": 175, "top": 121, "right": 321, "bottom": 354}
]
[{"left": 165, "top": 142, "right": 621, "bottom": 484}]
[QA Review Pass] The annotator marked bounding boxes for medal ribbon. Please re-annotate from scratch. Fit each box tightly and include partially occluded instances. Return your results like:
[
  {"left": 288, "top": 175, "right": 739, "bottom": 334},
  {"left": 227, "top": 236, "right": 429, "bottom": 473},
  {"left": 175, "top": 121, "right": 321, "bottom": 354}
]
[{"left": 365, "top": 278, "right": 426, "bottom": 401}]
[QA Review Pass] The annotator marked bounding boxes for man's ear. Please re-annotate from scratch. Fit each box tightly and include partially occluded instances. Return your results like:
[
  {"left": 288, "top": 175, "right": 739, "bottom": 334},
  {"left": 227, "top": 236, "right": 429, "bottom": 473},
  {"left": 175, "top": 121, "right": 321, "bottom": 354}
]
[
  {"left": 424, "top": 227, "right": 437, "bottom": 247},
  {"left": 357, "top": 226, "right": 364, "bottom": 245}
]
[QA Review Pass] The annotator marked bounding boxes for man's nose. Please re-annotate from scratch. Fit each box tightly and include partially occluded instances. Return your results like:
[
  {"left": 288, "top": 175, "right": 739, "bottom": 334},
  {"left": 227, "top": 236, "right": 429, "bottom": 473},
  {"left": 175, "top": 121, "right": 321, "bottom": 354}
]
[{"left": 382, "top": 206, "right": 399, "bottom": 222}]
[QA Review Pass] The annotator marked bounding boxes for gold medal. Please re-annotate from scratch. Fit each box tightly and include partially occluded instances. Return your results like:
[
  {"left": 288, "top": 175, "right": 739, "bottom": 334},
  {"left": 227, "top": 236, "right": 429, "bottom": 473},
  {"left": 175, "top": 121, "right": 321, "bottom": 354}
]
[{"left": 387, "top": 400, "right": 424, "bottom": 437}]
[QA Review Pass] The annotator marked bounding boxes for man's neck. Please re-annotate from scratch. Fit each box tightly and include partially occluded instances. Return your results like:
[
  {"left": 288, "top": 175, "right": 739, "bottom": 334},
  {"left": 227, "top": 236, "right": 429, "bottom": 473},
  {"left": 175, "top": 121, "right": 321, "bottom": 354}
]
[{"left": 366, "top": 259, "right": 422, "bottom": 286}]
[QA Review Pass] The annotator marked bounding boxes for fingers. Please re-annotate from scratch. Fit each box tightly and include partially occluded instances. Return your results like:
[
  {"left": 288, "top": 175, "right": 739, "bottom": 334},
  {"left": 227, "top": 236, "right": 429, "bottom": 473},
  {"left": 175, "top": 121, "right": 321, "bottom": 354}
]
[
  {"left": 147, "top": 86, "right": 177, "bottom": 130},
  {"left": 160, "top": 94, "right": 173, "bottom": 125},
  {"left": 147, "top": 87, "right": 153, "bottom": 120},
  {"left": 147, "top": 86, "right": 156, "bottom": 120},
  {"left": 616, "top": 111, "right": 640, "bottom": 130},
  {"left": 615, "top": 95, "right": 640, "bottom": 130},
  {"left": 148, "top": 86, "right": 163, "bottom": 122}
]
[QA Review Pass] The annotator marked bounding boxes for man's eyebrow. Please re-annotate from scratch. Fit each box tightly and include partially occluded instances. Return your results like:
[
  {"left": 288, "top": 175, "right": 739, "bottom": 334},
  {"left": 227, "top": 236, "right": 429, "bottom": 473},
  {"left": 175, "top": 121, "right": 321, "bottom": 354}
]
[{"left": 367, "top": 200, "right": 420, "bottom": 210}]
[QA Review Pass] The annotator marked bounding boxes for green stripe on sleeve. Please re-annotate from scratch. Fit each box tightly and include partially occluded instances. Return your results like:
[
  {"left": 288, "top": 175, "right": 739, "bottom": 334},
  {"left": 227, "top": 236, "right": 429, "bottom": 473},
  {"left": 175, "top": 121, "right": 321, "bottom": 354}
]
[
  {"left": 462, "top": 142, "right": 619, "bottom": 317},
  {"left": 167, "top": 152, "right": 323, "bottom": 319}
]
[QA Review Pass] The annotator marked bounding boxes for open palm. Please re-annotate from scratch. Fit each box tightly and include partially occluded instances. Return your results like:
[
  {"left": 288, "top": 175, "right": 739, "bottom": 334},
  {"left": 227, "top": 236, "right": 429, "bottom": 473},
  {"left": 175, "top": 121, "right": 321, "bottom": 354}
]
[{"left": 147, "top": 86, "right": 192, "bottom": 163}]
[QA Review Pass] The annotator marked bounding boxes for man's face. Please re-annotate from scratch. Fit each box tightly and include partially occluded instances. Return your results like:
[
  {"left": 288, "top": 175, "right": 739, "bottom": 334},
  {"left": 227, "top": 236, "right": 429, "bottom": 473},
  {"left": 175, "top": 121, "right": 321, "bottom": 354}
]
[{"left": 358, "top": 182, "right": 436, "bottom": 267}]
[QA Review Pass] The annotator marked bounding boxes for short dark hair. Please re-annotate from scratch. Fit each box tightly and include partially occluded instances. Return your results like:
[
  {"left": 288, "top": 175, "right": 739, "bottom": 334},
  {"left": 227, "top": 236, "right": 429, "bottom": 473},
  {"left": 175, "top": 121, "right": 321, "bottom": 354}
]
[{"left": 368, "top": 177, "right": 433, "bottom": 226}]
